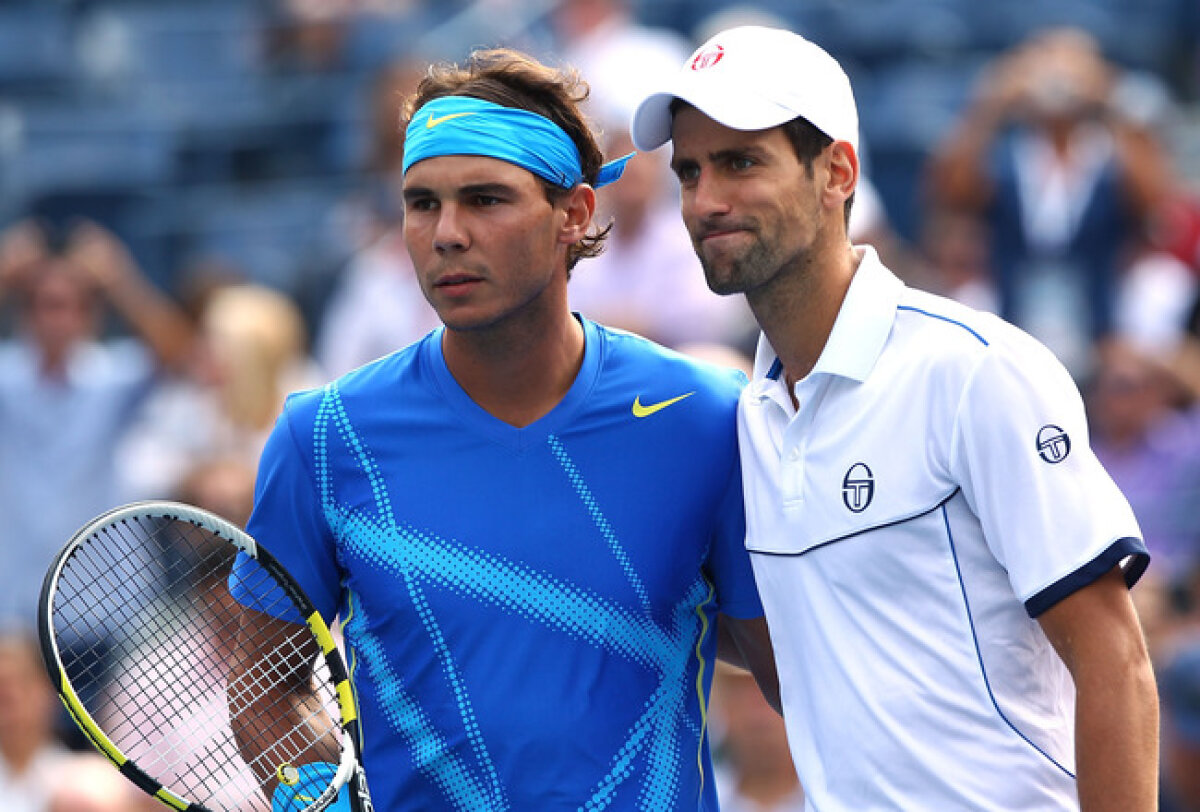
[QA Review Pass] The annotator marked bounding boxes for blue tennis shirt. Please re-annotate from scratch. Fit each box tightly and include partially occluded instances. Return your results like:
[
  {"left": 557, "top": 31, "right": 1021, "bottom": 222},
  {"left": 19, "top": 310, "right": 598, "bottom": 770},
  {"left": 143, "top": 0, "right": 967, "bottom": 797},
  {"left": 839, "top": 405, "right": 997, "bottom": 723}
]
[{"left": 235, "top": 318, "right": 761, "bottom": 811}]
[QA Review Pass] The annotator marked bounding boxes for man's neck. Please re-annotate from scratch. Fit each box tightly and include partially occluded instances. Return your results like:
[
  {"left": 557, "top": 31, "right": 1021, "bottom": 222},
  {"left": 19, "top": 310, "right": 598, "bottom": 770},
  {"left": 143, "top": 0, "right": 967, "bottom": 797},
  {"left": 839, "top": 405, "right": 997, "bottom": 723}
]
[
  {"left": 442, "top": 306, "right": 586, "bottom": 429},
  {"left": 747, "top": 243, "right": 862, "bottom": 399}
]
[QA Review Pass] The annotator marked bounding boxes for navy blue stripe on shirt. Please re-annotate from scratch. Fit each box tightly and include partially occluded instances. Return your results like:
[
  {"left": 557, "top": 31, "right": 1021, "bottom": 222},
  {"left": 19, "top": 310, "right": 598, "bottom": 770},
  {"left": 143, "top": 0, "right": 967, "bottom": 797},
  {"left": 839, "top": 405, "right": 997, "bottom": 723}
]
[
  {"left": 747, "top": 490, "right": 959, "bottom": 558},
  {"left": 1024, "top": 537, "right": 1150, "bottom": 618},
  {"left": 896, "top": 305, "right": 990, "bottom": 346},
  {"left": 941, "top": 503, "right": 1075, "bottom": 777}
]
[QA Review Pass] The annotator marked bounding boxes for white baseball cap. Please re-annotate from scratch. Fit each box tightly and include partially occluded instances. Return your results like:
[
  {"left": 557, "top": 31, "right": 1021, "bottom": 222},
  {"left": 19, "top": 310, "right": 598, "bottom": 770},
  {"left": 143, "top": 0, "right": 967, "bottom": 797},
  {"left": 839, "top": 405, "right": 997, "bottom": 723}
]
[{"left": 630, "top": 25, "right": 859, "bottom": 153}]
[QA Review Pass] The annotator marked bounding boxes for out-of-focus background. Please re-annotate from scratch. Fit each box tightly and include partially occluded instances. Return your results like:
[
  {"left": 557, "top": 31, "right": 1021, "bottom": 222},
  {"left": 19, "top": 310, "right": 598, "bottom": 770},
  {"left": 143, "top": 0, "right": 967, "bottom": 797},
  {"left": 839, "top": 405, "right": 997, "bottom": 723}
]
[{"left": 1, "top": 0, "right": 1200, "bottom": 809}]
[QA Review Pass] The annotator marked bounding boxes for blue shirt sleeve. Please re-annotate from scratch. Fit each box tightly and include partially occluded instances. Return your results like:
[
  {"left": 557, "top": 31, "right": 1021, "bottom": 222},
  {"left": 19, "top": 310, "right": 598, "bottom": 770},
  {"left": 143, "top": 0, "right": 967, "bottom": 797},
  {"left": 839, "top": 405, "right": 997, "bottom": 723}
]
[
  {"left": 242, "top": 390, "right": 344, "bottom": 623},
  {"left": 705, "top": 452, "right": 763, "bottom": 619}
]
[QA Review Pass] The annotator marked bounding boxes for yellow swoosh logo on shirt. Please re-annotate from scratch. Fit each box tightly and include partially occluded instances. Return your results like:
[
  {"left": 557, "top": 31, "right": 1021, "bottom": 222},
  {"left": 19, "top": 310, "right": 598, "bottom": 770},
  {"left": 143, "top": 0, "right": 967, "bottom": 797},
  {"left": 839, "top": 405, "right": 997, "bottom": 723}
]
[
  {"left": 632, "top": 392, "right": 695, "bottom": 418},
  {"left": 426, "top": 111, "right": 475, "bottom": 129}
]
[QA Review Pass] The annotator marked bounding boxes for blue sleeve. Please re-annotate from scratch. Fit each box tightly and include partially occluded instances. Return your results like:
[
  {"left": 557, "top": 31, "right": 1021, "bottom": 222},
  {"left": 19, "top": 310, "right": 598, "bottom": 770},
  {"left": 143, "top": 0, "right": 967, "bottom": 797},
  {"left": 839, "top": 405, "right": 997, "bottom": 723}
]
[
  {"left": 242, "top": 391, "right": 344, "bottom": 623},
  {"left": 705, "top": 454, "right": 763, "bottom": 619}
]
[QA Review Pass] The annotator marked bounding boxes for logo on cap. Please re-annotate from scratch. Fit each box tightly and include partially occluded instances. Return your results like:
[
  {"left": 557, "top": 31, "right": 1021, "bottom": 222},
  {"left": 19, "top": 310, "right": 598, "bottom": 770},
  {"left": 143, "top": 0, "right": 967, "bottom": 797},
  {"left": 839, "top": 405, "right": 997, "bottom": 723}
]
[
  {"left": 842, "top": 462, "right": 874, "bottom": 513},
  {"left": 1036, "top": 425, "right": 1071, "bottom": 464},
  {"left": 690, "top": 44, "right": 724, "bottom": 71}
]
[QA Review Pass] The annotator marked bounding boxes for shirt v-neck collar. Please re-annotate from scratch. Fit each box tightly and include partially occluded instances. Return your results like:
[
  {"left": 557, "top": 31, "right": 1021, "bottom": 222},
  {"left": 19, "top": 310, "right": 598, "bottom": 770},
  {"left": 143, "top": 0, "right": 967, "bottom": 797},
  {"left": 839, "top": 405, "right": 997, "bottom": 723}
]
[{"left": 425, "top": 316, "right": 602, "bottom": 450}]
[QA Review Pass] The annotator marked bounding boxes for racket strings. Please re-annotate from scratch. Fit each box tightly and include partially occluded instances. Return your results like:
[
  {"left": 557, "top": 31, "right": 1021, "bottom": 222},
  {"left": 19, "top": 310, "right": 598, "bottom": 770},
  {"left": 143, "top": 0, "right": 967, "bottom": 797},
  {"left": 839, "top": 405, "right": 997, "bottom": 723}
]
[{"left": 49, "top": 515, "right": 346, "bottom": 811}]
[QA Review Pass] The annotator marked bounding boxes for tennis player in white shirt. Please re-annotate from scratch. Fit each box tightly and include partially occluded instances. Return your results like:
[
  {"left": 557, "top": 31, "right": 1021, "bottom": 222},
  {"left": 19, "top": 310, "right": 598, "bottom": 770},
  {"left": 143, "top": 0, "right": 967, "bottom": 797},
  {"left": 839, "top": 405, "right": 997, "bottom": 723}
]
[{"left": 632, "top": 25, "right": 1158, "bottom": 811}]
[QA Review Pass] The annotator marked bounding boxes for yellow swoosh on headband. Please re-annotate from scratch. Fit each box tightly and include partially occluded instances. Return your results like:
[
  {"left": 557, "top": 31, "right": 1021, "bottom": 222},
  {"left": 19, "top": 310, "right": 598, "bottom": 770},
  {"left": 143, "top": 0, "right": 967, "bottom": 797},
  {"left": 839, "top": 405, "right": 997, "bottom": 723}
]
[{"left": 426, "top": 111, "right": 476, "bottom": 129}]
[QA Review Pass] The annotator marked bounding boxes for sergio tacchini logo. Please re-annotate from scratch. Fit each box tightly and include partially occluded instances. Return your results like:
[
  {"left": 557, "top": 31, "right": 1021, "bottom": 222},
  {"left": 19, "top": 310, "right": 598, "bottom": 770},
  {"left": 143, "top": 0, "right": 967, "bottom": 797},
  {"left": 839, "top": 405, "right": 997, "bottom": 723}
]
[
  {"left": 632, "top": 392, "right": 695, "bottom": 418},
  {"left": 426, "top": 111, "right": 475, "bottom": 129}
]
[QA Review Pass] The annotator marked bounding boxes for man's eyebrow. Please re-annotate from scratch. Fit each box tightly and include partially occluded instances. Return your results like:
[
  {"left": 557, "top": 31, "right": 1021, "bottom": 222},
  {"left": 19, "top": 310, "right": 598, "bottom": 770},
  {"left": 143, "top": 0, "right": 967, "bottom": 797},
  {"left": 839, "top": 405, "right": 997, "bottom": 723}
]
[
  {"left": 403, "top": 182, "right": 516, "bottom": 200},
  {"left": 710, "top": 145, "right": 768, "bottom": 162},
  {"left": 459, "top": 182, "right": 516, "bottom": 196},
  {"left": 670, "top": 145, "right": 768, "bottom": 171}
]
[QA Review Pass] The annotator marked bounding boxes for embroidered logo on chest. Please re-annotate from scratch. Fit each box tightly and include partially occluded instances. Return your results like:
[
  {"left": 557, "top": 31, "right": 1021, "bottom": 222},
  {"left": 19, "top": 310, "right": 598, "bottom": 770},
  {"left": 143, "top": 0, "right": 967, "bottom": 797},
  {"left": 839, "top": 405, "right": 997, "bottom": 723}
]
[{"left": 842, "top": 462, "right": 875, "bottom": 513}]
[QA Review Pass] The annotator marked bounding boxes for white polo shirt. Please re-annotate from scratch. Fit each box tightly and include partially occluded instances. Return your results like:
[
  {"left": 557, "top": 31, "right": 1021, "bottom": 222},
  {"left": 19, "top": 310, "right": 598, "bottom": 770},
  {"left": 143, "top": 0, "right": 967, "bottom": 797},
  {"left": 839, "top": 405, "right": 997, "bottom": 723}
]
[{"left": 740, "top": 247, "right": 1147, "bottom": 810}]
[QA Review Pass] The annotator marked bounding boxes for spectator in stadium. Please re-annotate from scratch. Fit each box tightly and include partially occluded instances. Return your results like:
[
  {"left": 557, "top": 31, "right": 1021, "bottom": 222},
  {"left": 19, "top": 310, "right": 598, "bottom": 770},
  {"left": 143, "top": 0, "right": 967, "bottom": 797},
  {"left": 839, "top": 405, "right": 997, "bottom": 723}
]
[
  {"left": 913, "top": 206, "right": 999, "bottom": 314},
  {"left": 925, "top": 27, "right": 1172, "bottom": 378},
  {"left": 548, "top": 0, "right": 692, "bottom": 124},
  {"left": 0, "top": 632, "right": 146, "bottom": 811},
  {"left": 0, "top": 219, "right": 193, "bottom": 631},
  {"left": 117, "top": 282, "right": 322, "bottom": 499},
  {"left": 1159, "top": 642, "right": 1200, "bottom": 811},
  {"left": 0, "top": 632, "right": 73, "bottom": 812},
  {"left": 230, "top": 47, "right": 777, "bottom": 811},
  {"left": 1088, "top": 340, "right": 1200, "bottom": 585},
  {"left": 633, "top": 23, "right": 1158, "bottom": 809}
]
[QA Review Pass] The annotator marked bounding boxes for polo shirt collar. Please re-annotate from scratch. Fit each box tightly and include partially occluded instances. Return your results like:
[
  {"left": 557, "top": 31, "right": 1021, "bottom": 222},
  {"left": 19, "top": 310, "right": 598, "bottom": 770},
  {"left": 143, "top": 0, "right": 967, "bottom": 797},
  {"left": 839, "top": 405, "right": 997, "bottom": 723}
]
[{"left": 750, "top": 246, "right": 904, "bottom": 397}]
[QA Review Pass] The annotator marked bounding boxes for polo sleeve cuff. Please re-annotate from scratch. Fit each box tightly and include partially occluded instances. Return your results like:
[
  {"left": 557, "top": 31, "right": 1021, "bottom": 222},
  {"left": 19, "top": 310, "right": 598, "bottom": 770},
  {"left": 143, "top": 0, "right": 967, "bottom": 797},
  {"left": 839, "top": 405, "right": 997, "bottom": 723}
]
[{"left": 1024, "top": 537, "right": 1150, "bottom": 618}]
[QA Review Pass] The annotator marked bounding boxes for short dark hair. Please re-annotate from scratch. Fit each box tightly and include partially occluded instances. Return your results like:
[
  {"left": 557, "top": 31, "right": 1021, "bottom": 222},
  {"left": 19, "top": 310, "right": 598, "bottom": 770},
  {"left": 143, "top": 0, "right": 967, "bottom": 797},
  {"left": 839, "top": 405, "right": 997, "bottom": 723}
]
[
  {"left": 402, "top": 48, "right": 611, "bottom": 271},
  {"left": 779, "top": 116, "right": 854, "bottom": 229}
]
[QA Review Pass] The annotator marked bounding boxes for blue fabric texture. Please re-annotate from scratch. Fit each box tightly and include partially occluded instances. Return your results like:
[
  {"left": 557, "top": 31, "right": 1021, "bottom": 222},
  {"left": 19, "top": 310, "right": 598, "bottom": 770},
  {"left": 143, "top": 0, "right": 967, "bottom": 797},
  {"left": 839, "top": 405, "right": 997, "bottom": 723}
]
[
  {"left": 233, "top": 318, "right": 759, "bottom": 810},
  {"left": 402, "top": 96, "right": 631, "bottom": 188}
]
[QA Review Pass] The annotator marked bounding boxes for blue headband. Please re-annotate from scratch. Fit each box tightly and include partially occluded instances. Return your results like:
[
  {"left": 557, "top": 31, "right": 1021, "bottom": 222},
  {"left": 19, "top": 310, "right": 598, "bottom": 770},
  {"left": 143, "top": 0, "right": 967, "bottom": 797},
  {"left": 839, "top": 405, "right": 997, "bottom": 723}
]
[{"left": 403, "top": 96, "right": 631, "bottom": 188}]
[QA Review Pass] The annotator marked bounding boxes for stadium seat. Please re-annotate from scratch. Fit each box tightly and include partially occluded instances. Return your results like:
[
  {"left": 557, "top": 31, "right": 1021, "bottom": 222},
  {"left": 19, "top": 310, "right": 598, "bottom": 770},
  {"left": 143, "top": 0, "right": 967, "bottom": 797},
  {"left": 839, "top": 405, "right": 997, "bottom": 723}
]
[{"left": 0, "top": 4, "right": 75, "bottom": 94}]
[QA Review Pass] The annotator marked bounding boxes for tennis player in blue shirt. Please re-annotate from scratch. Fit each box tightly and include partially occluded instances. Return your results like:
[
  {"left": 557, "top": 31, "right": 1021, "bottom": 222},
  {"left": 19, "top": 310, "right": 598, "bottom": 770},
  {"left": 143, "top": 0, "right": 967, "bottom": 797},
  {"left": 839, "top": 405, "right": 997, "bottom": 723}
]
[{"left": 233, "top": 47, "right": 777, "bottom": 811}]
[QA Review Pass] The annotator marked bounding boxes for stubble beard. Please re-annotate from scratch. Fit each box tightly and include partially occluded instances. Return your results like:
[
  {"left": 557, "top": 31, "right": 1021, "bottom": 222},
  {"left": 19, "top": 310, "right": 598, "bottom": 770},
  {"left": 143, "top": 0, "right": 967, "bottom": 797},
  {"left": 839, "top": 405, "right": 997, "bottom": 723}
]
[{"left": 698, "top": 233, "right": 780, "bottom": 297}]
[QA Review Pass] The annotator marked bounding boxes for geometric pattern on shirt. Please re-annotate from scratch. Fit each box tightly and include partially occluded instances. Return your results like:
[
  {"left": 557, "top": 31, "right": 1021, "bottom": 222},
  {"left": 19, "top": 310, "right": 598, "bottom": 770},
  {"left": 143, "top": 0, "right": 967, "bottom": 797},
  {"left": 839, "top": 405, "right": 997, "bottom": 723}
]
[{"left": 315, "top": 382, "right": 715, "bottom": 810}]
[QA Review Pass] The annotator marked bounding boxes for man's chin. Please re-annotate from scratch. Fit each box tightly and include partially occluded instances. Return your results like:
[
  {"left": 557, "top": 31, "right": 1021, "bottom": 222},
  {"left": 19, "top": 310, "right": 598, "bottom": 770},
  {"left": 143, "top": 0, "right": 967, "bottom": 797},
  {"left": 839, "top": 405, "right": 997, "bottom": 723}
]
[{"left": 699, "top": 262, "right": 747, "bottom": 297}]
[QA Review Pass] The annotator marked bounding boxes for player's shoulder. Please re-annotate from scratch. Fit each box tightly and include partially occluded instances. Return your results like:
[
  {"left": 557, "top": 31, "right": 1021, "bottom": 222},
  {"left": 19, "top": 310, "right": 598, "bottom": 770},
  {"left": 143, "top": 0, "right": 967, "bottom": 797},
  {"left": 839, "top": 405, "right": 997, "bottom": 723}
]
[
  {"left": 593, "top": 322, "right": 747, "bottom": 405},
  {"left": 894, "top": 287, "right": 998, "bottom": 352},
  {"left": 892, "top": 286, "right": 1070, "bottom": 388}
]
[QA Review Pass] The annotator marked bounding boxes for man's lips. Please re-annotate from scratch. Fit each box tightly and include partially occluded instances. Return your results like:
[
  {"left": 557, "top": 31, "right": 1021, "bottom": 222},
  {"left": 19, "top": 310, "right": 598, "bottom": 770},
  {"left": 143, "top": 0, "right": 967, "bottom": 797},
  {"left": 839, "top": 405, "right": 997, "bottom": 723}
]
[
  {"left": 698, "top": 227, "right": 749, "bottom": 244},
  {"left": 695, "top": 221, "right": 753, "bottom": 243},
  {"left": 434, "top": 272, "right": 483, "bottom": 288}
]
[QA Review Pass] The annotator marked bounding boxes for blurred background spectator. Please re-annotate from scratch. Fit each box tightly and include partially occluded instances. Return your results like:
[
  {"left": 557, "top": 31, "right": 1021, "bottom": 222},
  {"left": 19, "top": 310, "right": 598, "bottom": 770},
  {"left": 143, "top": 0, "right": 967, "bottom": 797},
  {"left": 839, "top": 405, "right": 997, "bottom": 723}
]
[
  {"left": 1087, "top": 340, "right": 1200, "bottom": 586},
  {"left": 0, "top": 631, "right": 151, "bottom": 812},
  {"left": 1160, "top": 642, "right": 1200, "bottom": 810},
  {"left": 116, "top": 281, "right": 323, "bottom": 499},
  {"left": 1, "top": 0, "right": 1199, "bottom": 804},
  {"left": 0, "top": 218, "right": 193, "bottom": 632},
  {"left": 925, "top": 27, "right": 1175, "bottom": 377},
  {"left": 0, "top": 632, "right": 72, "bottom": 812}
]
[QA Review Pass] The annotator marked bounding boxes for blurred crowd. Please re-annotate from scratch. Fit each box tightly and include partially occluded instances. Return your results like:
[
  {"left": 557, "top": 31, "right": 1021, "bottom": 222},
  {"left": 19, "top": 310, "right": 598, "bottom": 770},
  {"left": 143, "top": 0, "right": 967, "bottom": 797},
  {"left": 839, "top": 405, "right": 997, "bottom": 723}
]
[{"left": 1, "top": 0, "right": 1200, "bottom": 808}]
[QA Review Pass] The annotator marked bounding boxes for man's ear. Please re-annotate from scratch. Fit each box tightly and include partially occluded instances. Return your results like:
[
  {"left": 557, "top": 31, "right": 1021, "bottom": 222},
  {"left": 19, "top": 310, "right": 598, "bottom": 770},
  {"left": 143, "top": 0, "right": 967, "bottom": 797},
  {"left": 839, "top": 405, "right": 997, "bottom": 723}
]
[
  {"left": 825, "top": 141, "right": 859, "bottom": 209},
  {"left": 558, "top": 184, "right": 596, "bottom": 246}
]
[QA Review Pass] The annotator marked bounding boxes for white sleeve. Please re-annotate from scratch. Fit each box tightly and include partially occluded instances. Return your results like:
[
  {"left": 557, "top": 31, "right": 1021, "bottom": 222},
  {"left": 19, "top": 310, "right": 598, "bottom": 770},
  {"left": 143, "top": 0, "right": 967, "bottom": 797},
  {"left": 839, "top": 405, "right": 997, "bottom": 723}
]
[{"left": 949, "top": 329, "right": 1148, "bottom": 616}]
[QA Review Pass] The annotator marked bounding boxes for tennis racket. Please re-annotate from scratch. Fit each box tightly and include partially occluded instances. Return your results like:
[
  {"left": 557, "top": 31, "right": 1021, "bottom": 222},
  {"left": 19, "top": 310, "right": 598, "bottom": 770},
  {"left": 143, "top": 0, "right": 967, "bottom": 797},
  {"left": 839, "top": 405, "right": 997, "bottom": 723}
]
[{"left": 37, "top": 500, "right": 373, "bottom": 812}]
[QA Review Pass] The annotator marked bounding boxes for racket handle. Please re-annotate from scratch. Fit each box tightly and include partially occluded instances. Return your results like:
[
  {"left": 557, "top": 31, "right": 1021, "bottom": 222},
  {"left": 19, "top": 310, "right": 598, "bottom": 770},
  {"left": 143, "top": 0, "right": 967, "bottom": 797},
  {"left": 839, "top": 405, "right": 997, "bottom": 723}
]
[{"left": 349, "top": 767, "right": 374, "bottom": 812}]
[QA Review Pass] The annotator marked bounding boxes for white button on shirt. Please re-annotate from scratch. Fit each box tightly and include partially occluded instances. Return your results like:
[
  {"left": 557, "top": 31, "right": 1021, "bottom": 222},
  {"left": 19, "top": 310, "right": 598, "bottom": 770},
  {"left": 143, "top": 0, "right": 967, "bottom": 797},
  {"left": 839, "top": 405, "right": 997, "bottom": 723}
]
[{"left": 740, "top": 247, "right": 1147, "bottom": 810}]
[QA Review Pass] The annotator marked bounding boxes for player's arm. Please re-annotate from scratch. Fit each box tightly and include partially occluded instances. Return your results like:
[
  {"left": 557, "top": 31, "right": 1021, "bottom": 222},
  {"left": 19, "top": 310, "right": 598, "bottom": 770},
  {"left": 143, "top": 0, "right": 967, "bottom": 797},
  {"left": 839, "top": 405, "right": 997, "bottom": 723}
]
[
  {"left": 1036, "top": 566, "right": 1158, "bottom": 812},
  {"left": 227, "top": 610, "right": 340, "bottom": 796},
  {"left": 717, "top": 615, "right": 781, "bottom": 715}
]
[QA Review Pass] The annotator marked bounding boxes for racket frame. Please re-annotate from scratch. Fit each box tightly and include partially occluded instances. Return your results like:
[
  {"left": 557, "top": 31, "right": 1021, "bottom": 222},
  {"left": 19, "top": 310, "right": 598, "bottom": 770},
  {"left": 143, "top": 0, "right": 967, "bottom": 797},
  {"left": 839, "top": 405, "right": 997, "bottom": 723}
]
[{"left": 37, "top": 500, "right": 367, "bottom": 812}]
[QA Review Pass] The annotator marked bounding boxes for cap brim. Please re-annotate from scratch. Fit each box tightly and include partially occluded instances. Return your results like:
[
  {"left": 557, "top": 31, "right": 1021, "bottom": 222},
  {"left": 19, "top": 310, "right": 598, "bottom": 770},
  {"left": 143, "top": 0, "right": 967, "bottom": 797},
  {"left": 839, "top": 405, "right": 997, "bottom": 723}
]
[
  {"left": 630, "top": 91, "right": 677, "bottom": 152},
  {"left": 630, "top": 74, "right": 806, "bottom": 152}
]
